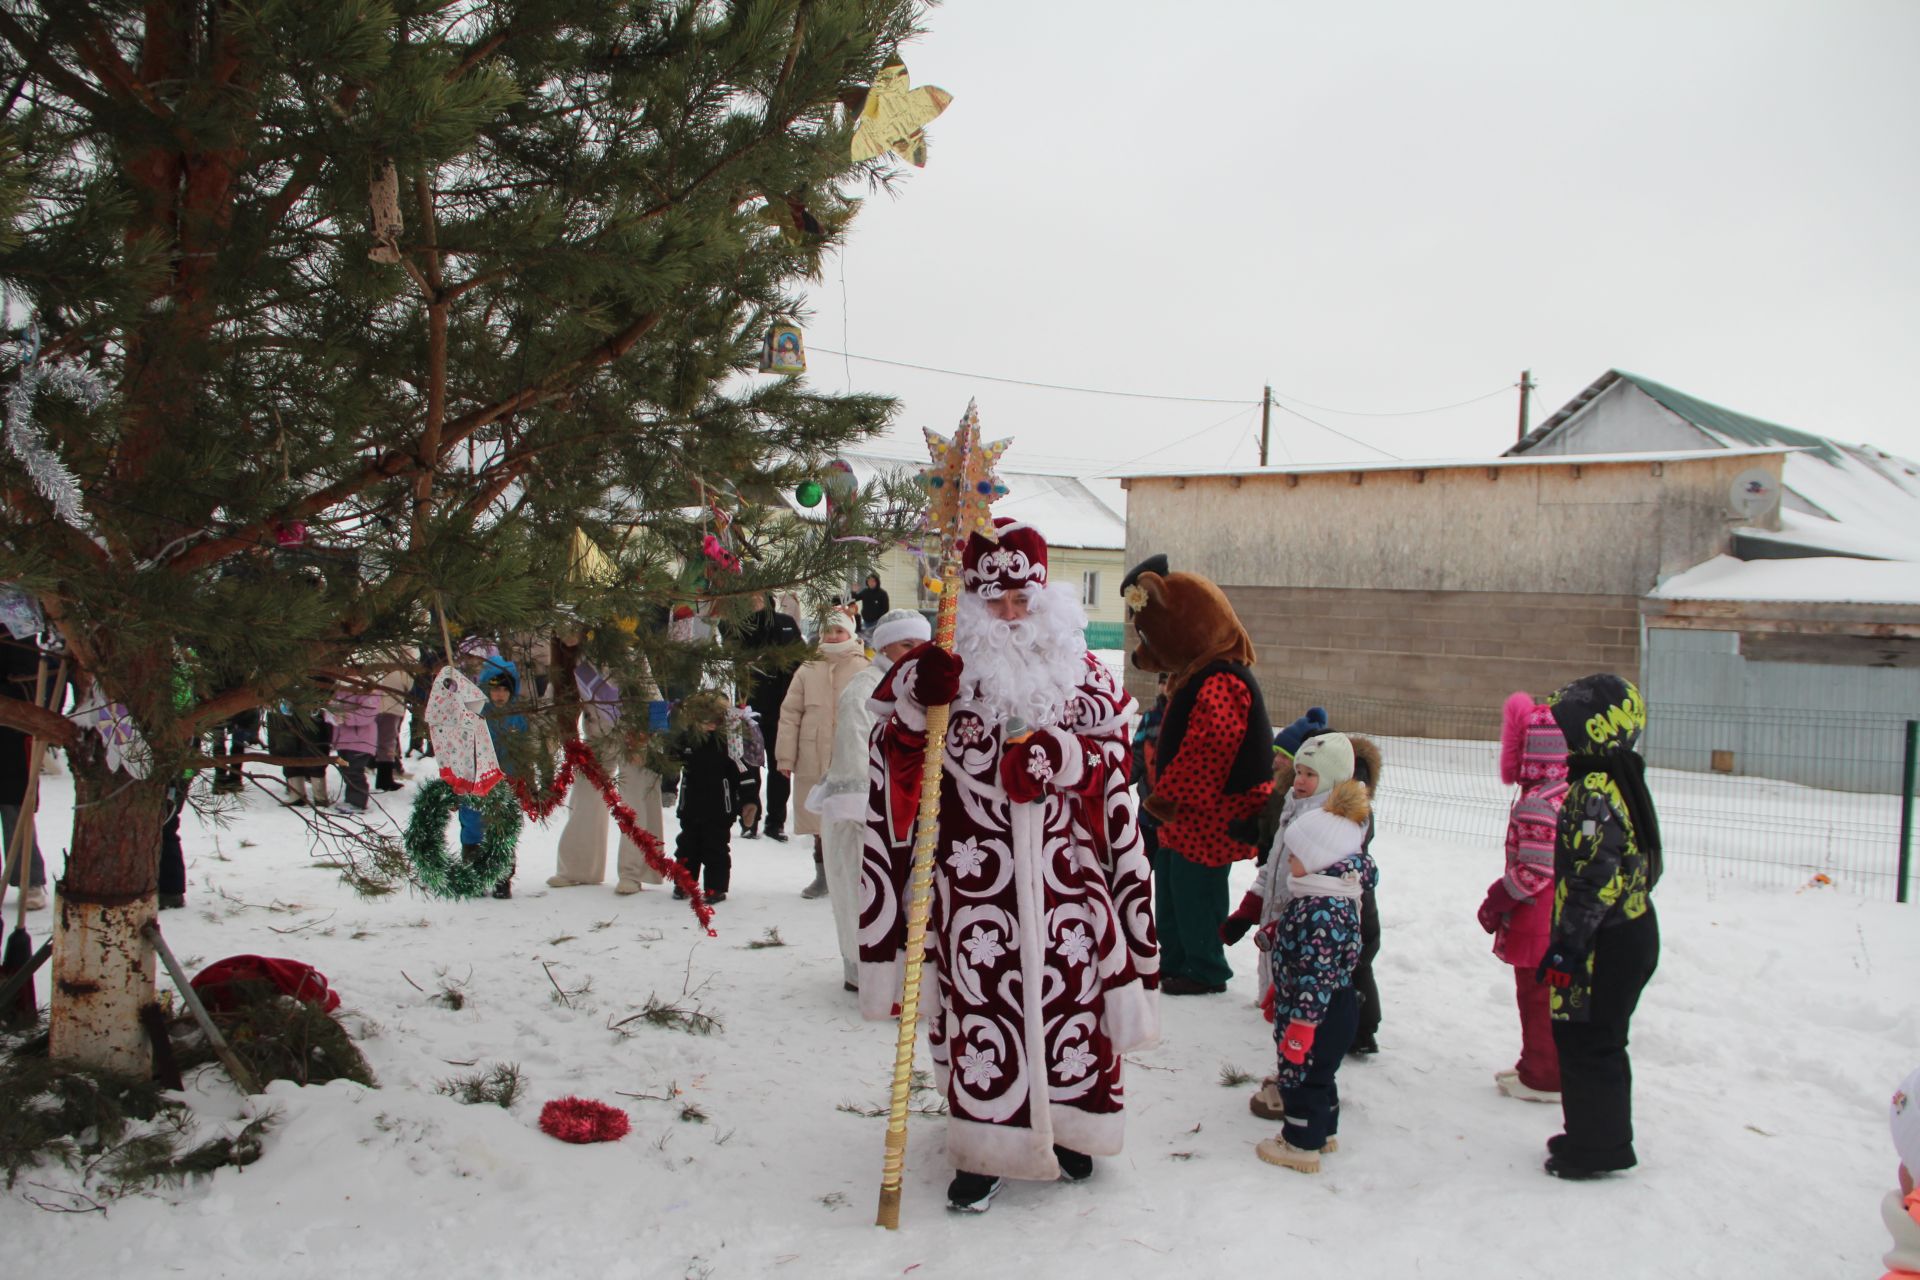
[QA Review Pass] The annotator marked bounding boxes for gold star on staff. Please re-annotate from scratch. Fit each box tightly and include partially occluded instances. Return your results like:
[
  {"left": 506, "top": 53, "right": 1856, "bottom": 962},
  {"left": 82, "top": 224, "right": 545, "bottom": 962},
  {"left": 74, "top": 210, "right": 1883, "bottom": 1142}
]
[{"left": 920, "top": 400, "right": 1010, "bottom": 559}]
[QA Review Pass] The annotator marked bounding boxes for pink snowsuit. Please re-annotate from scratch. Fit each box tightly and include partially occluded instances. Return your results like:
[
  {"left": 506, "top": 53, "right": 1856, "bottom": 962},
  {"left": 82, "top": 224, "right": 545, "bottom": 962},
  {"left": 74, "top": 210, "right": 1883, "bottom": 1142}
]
[{"left": 1494, "top": 693, "right": 1567, "bottom": 1092}]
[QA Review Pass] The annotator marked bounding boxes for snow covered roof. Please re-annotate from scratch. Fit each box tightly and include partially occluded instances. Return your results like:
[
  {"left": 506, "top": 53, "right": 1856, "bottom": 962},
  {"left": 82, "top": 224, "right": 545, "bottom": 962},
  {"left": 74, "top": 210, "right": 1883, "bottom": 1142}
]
[
  {"left": 1511, "top": 371, "right": 1920, "bottom": 562},
  {"left": 1111, "top": 446, "right": 1789, "bottom": 481},
  {"left": 1652, "top": 555, "right": 1920, "bottom": 606},
  {"left": 833, "top": 447, "right": 1127, "bottom": 550}
]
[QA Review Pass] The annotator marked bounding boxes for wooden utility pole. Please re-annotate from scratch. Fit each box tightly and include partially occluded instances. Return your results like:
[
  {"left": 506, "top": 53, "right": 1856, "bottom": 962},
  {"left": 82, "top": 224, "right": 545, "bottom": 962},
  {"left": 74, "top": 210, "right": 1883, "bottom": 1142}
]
[
  {"left": 1516, "top": 370, "right": 1536, "bottom": 442},
  {"left": 1259, "top": 384, "right": 1273, "bottom": 466}
]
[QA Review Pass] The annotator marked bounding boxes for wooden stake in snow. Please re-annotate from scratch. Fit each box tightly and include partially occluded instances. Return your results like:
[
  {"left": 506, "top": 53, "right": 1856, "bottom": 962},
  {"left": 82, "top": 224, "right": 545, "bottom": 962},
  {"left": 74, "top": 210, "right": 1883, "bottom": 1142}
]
[
  {"left": 143, "top": 918, "right": 261, "bottom": 1095},
  {"left": 875, "top": 403, "right": 1009, "bottom": 1230}
]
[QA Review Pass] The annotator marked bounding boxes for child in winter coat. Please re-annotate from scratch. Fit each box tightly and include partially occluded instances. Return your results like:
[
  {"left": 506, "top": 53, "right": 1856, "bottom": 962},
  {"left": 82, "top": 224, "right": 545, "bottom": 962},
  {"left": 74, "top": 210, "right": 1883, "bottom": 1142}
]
[
  {"left": 1225, "top": 726, "right": 1384, "bottom": 1084},
  {"left": 1244, "top": 732, "right": 1380, "bottom": 1174},
  {"left": 1885, "top": 1066, "right": 1920, "bottom": 1280},
  {"left": 1481, "top": 691, "right": 1569, "bottom": 1103},
  {"left": 459, "top": 655, "right": 528, "bottom": 899},
  {"left": 1537, "top": 673, "right": 1661, "bottom": 1180},
  {"left": 324, "top": 686, "right": 380, "bottom": 814},
  {"left": 669, "top": 691, "right": 752, "bottom": 902},
  {"left": 267, "top": 694, "right": 333, "bottom": 807}
]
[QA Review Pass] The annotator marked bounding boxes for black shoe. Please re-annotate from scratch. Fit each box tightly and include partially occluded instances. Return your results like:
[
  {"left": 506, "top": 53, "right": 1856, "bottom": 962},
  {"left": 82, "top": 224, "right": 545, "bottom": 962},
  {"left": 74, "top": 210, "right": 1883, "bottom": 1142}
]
[
  {"left": 1054, "top": 1146, "right": 1093, "bottom": 1182},
  {"left": 159, "top": 893, "right": 186, "bottom": 910},
  {"left": 672, "top": 887, "right": 688, "bottom": 900},
  {"left": 706, "top": 890, "right": 727, "bottom": 903},
  {"left": 1161, "top": 975, "right": 1226, "bottom": 996},
  {"left": 491, "top": 878, "right": 512, "bottom": 900},
  {"left": 946, "top": 1171, "right": 1003, "bottom": 1213},
  {"left": 1349, "top": 1032, "right": 1380, "bottom": 1056},
  {"left": 740, "top": 822, "right": 759, "bottom": 839},
  {"left": 1544, "top": 1147, "right": 1634, "bottom": 1180},
  {"left": 765, "top": 828, "right": 788, "bottom": 843}
]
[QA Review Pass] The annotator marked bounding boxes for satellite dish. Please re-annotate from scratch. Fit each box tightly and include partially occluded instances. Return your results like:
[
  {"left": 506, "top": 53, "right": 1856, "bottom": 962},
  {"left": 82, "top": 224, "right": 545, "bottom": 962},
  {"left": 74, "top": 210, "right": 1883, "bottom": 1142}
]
[{"left": 1727, "top": 468, "right": 1781, "bottom": 520}]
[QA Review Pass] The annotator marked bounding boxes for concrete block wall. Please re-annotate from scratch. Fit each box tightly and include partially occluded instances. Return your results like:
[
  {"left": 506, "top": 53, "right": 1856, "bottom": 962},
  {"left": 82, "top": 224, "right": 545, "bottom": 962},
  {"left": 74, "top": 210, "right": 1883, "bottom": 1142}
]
[{"left": 1126, "top": 584, "right": 1642, "bottom": 734}]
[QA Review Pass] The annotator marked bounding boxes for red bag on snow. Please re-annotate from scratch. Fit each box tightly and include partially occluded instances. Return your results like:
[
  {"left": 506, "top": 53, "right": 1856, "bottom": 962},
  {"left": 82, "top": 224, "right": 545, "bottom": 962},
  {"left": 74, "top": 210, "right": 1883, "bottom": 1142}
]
[{"left": 190, "top": 955, "right": 341, "bottom": 1013}]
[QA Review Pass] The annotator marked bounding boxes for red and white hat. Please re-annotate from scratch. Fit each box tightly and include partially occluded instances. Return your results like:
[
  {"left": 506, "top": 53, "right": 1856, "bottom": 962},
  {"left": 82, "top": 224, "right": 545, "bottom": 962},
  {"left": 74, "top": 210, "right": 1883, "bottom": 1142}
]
[{"left": 962, "top": 518, "right": 1049, "bottom": 599}]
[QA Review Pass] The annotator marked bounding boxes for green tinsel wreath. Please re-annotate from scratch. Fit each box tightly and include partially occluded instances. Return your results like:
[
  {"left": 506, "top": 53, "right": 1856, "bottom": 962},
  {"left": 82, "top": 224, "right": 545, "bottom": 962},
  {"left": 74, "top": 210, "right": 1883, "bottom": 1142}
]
[{"left": 404, "top": 779, "right": 523, "bottom": 900}]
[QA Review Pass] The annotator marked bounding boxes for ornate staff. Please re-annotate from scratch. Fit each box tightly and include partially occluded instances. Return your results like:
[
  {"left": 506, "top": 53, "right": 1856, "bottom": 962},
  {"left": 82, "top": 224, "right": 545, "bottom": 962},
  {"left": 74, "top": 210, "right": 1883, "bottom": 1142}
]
[{"left": 875, "top": 401, "right": 1009, "bottom": 1230}]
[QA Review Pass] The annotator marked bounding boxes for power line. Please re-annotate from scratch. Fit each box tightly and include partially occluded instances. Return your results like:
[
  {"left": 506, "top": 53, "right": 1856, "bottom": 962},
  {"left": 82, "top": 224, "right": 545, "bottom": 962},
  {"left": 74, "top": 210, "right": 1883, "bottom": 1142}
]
[
  {"left": 1270, "top": 401, "right": 1400, "bottom": 460},
  {"left": 807, "top": 346, "right": 1258, "bottom": 407},
  {"left": 1271, "top": 380, "right": 1520, "bottom": 418}
]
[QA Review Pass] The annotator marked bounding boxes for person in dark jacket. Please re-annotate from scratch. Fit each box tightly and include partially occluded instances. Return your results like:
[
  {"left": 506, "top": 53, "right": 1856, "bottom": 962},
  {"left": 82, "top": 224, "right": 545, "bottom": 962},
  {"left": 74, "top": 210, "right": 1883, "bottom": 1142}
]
[
  {"left": 0, "top": 641, "right": 48, "bottom": 910},
  {"left": 668, "top": 691, "right": 752, "bottom": 902},
  {"left": 1538, "top": 673, "right": 1661, "bottom": 1181},
  {"left": 852, "top": 574, "right": 890, "bottom": 636},
  {"left": 735, "top": 592, "right": 802, "bottom": 841},
  {"left": 460, "top": 655, "right": 528, "bottom": 899}
]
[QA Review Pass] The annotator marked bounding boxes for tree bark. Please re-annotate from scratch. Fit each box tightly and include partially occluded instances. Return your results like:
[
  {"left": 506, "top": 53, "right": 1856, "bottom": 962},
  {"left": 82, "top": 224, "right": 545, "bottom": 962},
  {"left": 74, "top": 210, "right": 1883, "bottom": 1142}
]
[{"left": 49, "top": 771, "right": 167, "bottom": 1072}]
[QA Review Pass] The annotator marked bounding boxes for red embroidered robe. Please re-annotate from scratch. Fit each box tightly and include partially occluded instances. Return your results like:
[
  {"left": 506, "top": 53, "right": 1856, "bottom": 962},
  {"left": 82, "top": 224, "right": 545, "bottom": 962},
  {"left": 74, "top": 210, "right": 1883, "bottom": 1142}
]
[{"left": 858, "top": 650, "right": 1159, "bottom": 1180}]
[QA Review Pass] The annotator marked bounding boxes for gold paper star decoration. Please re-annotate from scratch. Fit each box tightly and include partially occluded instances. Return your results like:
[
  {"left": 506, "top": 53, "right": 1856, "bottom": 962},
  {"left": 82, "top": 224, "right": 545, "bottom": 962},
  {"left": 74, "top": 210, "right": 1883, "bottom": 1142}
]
[
  {"left": 920, "top": 400, "right": 1010, "bottom": 558},
  {"left": 850, "top": 62, "right": 953, "bottom": 168}
]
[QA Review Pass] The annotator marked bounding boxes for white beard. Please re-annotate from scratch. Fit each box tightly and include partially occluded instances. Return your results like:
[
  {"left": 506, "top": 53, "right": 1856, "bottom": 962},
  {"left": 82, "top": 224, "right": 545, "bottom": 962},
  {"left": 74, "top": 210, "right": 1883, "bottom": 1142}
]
[{"left": 953, "top": 581, "right": 1090, "bottom": 729}]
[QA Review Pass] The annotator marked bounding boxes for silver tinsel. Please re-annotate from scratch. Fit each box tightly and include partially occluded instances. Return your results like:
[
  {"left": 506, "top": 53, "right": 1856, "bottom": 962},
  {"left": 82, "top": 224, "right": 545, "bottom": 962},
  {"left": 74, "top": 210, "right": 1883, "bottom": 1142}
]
[{"left": 1, "top": 325, "right": 104, "bottom": 529}]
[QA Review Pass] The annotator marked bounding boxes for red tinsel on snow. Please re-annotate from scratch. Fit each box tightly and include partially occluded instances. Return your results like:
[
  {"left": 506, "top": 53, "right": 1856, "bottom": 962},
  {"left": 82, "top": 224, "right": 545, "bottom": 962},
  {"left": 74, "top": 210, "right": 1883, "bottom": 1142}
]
[
  {"left": 507, "top": 738, "right": 716, "bottom": 934},
  {"left": 538, "top": 1096, "right": 632, "bottom": 1144}
]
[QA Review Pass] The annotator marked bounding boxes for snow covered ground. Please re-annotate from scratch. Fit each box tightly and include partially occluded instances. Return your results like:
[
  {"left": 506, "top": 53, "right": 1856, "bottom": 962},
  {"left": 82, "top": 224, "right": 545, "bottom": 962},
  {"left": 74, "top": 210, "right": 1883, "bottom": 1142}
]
[{"left": 3, "top": 764, "right": 1915, "bottom": 1279}]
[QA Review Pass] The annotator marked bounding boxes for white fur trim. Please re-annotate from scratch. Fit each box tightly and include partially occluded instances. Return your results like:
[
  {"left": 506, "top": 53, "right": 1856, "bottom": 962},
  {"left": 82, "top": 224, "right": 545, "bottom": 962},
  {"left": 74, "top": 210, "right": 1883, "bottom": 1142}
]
[
  {"left": 1048, "top": 1105, "right": 1128, "bottom": 1159},
  {"left": 944, "top": 1117, "right": 1060, "bottom": 1181},
  {"left": 1099, "top": 978, "right": 1159, "bottom": 1055},
  {"left": 1040, "top": 726, "right": 1086, "bottom": 790},
  {"left": 871, "top": 610, "right": 932, "bottom": 651}
]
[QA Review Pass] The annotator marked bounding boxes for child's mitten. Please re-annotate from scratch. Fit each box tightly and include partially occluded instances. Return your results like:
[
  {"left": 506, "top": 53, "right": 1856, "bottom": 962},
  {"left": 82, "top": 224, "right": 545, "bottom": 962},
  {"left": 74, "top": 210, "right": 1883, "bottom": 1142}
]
[
  {"left": 1219, "top": 892, "right": 1262, "bottom": 945},
  {"left": 1279, "top": 1020, "right": 1317, "bottom": 1066},
  {"left": 1477, "top": 879, "right": 1518, "bottom": 934},
  {"left": 1536, "top": 941, "right": 1586, "bottom": 989}
]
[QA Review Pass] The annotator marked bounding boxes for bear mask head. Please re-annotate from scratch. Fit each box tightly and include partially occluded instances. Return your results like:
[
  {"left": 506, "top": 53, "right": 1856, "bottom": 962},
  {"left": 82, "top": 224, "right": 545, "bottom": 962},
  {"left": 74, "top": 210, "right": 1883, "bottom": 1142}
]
[{"left": 1121, "top": 555, "right": 1256, "bottom": 692}]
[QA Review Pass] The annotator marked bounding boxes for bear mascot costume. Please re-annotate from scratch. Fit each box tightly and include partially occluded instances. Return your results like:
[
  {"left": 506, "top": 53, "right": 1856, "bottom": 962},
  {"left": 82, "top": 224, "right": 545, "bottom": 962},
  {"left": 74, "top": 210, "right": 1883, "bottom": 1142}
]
[{"left": 1122, "top": 555, "right": 1274, "bottom": 993}]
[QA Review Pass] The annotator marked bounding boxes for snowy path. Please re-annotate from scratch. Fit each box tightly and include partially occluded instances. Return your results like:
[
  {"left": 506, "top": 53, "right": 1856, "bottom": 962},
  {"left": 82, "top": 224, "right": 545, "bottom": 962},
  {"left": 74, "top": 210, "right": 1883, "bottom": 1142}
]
[{"left": 2, "top": 765, "right": 1914, "bottom": 1279}]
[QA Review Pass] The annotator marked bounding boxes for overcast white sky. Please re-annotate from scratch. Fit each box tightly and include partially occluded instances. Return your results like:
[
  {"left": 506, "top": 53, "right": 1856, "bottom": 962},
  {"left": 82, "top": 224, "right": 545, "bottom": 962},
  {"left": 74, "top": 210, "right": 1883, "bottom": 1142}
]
[{"left": 802, "top": 0, "right": 1920, "bottom": 476}]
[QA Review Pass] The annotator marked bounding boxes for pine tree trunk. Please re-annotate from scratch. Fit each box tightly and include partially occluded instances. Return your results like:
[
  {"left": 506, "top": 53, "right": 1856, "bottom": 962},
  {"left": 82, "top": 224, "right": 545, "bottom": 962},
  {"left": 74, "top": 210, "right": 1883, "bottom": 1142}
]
[{"left": 49, "top": 773, "right": 166, "bottom": 1073}]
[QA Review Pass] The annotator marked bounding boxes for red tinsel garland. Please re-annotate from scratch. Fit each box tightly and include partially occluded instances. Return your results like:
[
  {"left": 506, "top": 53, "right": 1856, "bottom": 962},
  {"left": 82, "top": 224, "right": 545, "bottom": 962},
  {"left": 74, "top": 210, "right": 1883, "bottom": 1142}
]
[
  {"left": 538, "top": 1096, "right": 632, "bottom": 1144},
  {"left": 507, "top": 738, "right": 716, "bottom": 934}
]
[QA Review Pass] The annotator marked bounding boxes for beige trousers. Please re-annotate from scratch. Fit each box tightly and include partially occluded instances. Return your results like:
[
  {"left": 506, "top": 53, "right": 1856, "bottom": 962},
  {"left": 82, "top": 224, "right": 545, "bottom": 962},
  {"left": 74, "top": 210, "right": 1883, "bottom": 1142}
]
[{"left": 553, "top": 755, "right": 666, "bottom": 886}]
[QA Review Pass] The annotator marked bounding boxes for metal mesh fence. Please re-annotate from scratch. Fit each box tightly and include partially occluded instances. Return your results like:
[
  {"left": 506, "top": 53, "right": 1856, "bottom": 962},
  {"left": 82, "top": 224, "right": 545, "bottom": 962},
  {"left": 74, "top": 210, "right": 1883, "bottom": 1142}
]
[{"left": 1255, "top": 676, "right": 1915, "bottom": 899}]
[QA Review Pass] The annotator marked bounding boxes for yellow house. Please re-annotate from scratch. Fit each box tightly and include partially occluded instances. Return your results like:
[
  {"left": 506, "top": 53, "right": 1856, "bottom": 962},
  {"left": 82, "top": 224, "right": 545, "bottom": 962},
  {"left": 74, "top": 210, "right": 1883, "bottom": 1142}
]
[{"left": 824, "top": 448, "right": 1130, "bottom": 650}]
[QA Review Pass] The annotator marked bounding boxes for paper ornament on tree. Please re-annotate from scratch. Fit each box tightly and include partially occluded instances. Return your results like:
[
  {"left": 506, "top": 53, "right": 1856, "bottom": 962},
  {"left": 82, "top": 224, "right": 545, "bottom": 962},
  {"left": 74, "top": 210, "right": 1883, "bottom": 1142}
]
[
  {"left": 424, "top": 665, "right": 503, "bottom": 796},
  {"left": 575, "top": 661, "right": 621, "bottom": 733},
  {"left": 68, "top": 694, "right": 152, "bottom": 780},
  {"left": 849, "top": 62, "right": 953, "bottom": 168},
  {"left": 759, "top": 318, "right": 806, "bottom": 374},
  {"left": 0, "top": 586, "right": 45, "bottom": 640}
]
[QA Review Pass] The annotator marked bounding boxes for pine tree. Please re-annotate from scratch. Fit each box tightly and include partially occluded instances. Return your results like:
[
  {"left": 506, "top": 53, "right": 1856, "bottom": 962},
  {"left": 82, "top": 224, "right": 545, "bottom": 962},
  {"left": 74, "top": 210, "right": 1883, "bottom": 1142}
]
[{"left": 0, "top": 0, "right": 936, "bottom": 1070}]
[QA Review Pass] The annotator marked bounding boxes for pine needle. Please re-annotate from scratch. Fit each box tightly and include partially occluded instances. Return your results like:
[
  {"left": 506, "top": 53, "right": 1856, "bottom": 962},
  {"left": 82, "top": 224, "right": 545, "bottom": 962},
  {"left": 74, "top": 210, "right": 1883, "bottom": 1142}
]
[{"left": 1218, "top": 1064, "right": 1257, "bottom": 1087}]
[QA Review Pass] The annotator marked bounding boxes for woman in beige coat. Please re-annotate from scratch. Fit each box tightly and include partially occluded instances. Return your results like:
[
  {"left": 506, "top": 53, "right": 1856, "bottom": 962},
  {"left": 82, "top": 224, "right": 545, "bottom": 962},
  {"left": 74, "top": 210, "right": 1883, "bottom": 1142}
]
[{"left": 777, "top": 611, "right": 868, "bottom": 898}]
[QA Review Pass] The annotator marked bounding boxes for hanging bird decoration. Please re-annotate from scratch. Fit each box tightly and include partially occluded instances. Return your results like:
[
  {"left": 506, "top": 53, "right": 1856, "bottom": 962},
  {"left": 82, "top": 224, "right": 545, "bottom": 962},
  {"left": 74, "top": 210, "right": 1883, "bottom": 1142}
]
[
  {"left": 424, "top": 665, "right": 505, "bottom": 796},
  {"left": 849, "top": 61, "right": 953, "bottom": 168}
]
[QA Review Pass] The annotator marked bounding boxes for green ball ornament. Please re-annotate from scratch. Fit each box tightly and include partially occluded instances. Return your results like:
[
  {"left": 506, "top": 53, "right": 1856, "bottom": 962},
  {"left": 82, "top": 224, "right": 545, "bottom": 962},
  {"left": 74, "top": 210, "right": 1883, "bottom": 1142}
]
[
  {"left": 795, "top": 480, "right": 824, "bottom": 508},
  {"left": 404, "top": 779, "right": 523, "bottom": 899}
]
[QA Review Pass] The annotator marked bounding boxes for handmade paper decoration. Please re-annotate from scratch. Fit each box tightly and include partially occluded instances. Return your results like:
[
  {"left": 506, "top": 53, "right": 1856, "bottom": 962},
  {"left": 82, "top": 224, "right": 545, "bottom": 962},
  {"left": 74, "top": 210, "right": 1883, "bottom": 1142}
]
[
  {"left": 759, "top": 317, "right": 806, "bottom": 374},
  {"left": 567, "top": 526, "right": 616, "bottom": 585},
  {"left": 273, "top": 521, "right": 308, "bottom": 547},
  {"left": 759, "top": 190, "right": 826, "bottom": 243},
  {"left": 849, "top": 61, "right": 953, "bottom": 168},
  {"left": 574, "top": 660, "right": 621, "bottom": 733},
  {"left": 68, "top": 694, "right": 152, "bottom": 780},
  {"left": 795, "top": 479, "right": 824, "bottom": 508},
  {"left": 367, "top": 159, "right": 404, "bottom": 265},
  {"left": 919, "top": 404, "right": 1010, "bottom": 554},
  {"left": 2, "top": 321, "right": 106, "bottom": 529},
  {"left": 0, "top": 586, "right": 44, "bottom": 641},
  {"left": 423, "top": 665, "right": 503, "bottom": 795}
]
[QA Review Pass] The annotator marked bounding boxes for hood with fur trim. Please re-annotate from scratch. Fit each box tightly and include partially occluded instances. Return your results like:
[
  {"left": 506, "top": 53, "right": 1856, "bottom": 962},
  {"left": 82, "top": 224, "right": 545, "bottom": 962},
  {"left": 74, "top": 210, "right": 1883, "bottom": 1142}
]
[{"left": 1322, "top": 777, "right": 1371, "bottom": 827}]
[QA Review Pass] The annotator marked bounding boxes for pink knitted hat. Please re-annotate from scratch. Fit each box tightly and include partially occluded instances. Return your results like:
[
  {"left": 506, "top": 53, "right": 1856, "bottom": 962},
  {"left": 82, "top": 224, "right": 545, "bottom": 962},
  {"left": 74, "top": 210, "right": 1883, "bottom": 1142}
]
[{"left": 1501, "top": 692, "right": 1568, "bottom": 786}]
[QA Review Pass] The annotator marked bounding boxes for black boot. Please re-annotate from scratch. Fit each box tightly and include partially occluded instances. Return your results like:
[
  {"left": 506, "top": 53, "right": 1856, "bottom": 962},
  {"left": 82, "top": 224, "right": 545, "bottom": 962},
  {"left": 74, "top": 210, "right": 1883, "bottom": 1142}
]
[
  {"left": 491, "top": 858, "right": 515, "bottom": 899},
  {"left": 1054, "top": 1146, "right": 1093, "bottom": 1182},
  {"left": 374, "top": 761, "right": 401, "bottom": 792}
]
